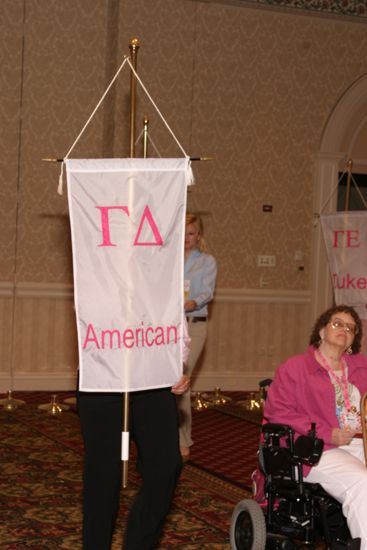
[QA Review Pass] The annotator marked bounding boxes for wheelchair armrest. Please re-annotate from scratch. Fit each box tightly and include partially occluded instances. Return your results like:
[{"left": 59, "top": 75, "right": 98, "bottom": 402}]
[
  {"left": 293, "top": 433, "right": 324, "bottom": 466},
  {"left": 259, "top": 378, "right": 272, "bottom": 388},
  {"left": 262, "top": 423, "right": 294, "bottom": 438},
  {"left": 261, "top": 423, "right": 324, "bottom": 474}
]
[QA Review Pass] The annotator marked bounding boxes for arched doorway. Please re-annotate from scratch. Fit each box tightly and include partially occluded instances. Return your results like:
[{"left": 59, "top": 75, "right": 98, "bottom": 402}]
[{"left": 311, "top": 73, "right": 367, "bottom": 322}]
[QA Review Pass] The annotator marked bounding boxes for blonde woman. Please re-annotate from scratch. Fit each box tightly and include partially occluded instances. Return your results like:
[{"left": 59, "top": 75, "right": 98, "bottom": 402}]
[{"left": 178, "top": 212, "right": 217, "bottom": 460}]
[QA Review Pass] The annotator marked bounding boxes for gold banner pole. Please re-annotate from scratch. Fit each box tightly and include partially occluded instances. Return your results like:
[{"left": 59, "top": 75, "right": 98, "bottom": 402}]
[
  {"left": 42, "top": 156, "right": 213, "bottom": 163},
  {"left": 122, "top": 37, "right": 140, "bottom": 489},
  {"left": 143, "top": 116, "right": 149, "bottom": 158},
  {"left": 128, "top": 38, "right": 139, "bottom": 158},
  {"left": 344, "top": 158, "right": 353, "bottom": 211}
]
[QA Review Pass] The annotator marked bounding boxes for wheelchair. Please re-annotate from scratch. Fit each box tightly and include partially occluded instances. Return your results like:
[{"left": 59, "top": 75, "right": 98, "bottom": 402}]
[{"left": 230, "top": 422, "right": 361, "bottom": 549}]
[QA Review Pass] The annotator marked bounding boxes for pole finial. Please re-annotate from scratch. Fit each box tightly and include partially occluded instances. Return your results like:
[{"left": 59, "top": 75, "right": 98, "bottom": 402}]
[{"left": 129, "top": 37, "right": 140, "bottom": 50}]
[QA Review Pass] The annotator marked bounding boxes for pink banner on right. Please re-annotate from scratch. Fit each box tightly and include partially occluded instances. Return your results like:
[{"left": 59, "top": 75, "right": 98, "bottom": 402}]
[{"left": 321, "top": 211, "right": 367, "bottom": 321}]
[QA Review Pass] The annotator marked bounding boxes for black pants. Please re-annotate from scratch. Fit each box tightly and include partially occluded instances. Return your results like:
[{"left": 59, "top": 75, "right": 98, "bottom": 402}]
[{"left": 77, "top": 388, "right": 182, "bottom": 550}]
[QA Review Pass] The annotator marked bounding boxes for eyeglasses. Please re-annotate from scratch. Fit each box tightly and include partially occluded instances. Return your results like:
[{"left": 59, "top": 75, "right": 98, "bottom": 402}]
[{"left": 329, "top": 318, "right": 358, "bottom": 335}]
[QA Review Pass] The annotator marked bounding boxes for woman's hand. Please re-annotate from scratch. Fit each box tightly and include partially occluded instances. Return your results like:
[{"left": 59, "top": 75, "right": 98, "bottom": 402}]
[
  {"left": 331, "top": 427, "right": 355, "bottom": 446},
  {"left": 171, "top": 375, "right": 190, "bottom": 395},
  {"left": 184, "top": 300, "right": 197, "bottom": 312}
]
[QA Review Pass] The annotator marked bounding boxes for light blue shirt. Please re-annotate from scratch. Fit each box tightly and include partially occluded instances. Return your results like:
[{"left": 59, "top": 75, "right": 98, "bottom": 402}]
[{"left": 184, "top": 249, "right": 217, "bottom": 317}]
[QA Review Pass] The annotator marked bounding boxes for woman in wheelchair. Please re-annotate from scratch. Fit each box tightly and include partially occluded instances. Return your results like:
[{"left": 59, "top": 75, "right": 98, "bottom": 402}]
[{"left": 264, "top": 304, "right": 367, "bottom": 547}]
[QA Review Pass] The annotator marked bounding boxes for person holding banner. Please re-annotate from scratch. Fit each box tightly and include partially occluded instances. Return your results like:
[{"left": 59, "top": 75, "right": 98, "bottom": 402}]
[
  {"left": 66, "top": 157, "right": 194, "bottom": 549},
  {"left": 77, "top": 327, "right": 190, "bottom": 550},
  {"left": 264, "top": 305, "right": 367, "bottom": 547},
  {"left": 178, "top": 212, "right": 217, "bottom": 461}
]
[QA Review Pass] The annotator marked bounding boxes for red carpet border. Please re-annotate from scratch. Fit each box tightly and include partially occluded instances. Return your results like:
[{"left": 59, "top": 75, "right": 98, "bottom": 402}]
[{"left": 190, "top": 408, "right": 260, "bottom": 490}]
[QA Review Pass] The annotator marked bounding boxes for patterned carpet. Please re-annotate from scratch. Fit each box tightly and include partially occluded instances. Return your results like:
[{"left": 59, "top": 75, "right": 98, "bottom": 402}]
[
  {"left": 0, "top": 391, "right": 258, "bottom": 549},
  {"left": 190, "top": 407, "right": 261, "bottom": 491}
]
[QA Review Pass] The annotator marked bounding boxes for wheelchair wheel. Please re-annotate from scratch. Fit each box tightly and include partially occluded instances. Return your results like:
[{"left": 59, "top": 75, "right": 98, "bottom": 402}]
[{"left": 230, "top": 498, "right": 266, "bottom": 550}]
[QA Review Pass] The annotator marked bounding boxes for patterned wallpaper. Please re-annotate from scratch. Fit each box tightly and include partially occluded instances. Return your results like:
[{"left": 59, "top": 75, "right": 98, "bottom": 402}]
[
  {"left": 116, "top": 0, "right": 367, "bottom": 289},
  {"left": 0, "top": 1, "right": 23, "bottom": 281},
  {"left": 219, "top": 0, "right": 367, "bottom": 19},
  {"left": 1, "top": 0, "right": 367, "bottom": 289}
]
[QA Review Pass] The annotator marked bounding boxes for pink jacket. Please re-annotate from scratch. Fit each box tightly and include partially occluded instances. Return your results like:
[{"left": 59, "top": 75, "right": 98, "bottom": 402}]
[{"left": 264, "top": 346, "right": 367, "bottom": 453}]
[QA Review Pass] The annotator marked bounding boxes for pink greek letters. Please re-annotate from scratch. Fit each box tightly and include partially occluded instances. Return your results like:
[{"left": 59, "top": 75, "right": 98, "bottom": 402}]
[
  {"left": 134, "top": 206, "right": 163, "bottom": 246},
  {"left": 332, "top": 230, "right": 360, "bottom": 248},
  {"left": 96, "top": 205, "right": 163, "bottom": 247},
  {"left": 96, "top": 206, "right": 129, "bottom": 247}
]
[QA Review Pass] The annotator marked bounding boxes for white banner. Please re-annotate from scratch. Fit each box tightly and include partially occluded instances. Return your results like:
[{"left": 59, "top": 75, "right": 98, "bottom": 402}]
[
  {"left": 320, "top": 211, "right": 367, "bottom": 319},
  {"left": 66, "top": 158, "right": 193, "bottom": 391}
]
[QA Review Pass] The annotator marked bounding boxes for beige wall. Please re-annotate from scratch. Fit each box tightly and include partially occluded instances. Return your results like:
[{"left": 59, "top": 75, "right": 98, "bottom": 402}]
[{"left": 1, "top": 0, "right": 367, "bottom": 391}]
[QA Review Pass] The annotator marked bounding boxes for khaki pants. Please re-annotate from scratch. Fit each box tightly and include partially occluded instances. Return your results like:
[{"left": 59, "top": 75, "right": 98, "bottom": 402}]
[{"left": 176, "top": 319, "right": 207, "bottom": 447}]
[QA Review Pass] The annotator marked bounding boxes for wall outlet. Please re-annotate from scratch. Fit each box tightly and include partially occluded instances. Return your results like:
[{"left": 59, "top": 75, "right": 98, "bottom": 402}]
[
  {"left": 294, "top": 250, "right": 303, "bottom": 262},
  {"left": 259, "top": 274, "right": 269, "bottom": 288},
  {"left": 257, "top": 255, "right": 276, "bottom": 267}
]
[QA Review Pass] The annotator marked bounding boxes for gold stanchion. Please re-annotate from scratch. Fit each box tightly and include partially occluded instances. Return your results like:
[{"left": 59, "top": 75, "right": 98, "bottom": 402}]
[
  {"left": 193, "top": 391, "right": 212, "bottom": 411},
  {"left": 38, "top": 394, "right": 69, "bottom": 415},
  {"left": 0, "top": 390, "right": 25, "bottom": 411},
  {"left": 237, "top": 391, "right": 262, "bottom": 411},
  {"left": 237, "top": 379, "right": 271, "bottom": 410},
  {"left": 208, "top": 386, "right": 232, "bottom": 406},
  {"left": 237, "top": 389, "right": 263, "bottom": 410}
]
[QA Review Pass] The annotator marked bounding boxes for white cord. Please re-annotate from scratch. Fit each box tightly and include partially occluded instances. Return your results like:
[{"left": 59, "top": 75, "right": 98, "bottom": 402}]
[
  {"left": 351, "top": 173, "right": 367, "bottom": 209},
  {"left": 125, "top": 57, "right": 188, "bottom": 158},
  {"left": 134, "top": 128, "right": 162, "bottom": 157},
  {"left": 318, "top": 171, "right": 346, "bottom": 216},
  {"left": 58, "top": 53, "right": 190, "bottom": 195},
  {"left": 315, "top": 171, "right": 367, "bottom": 226},
  {"left": 58, "top": 56, "right": 130, "bottom": 194}
]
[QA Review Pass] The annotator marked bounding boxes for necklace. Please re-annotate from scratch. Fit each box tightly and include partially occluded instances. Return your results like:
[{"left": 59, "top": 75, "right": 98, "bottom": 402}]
[{"left": 316, "top": 350, "right": 352, "bottom": 411}]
